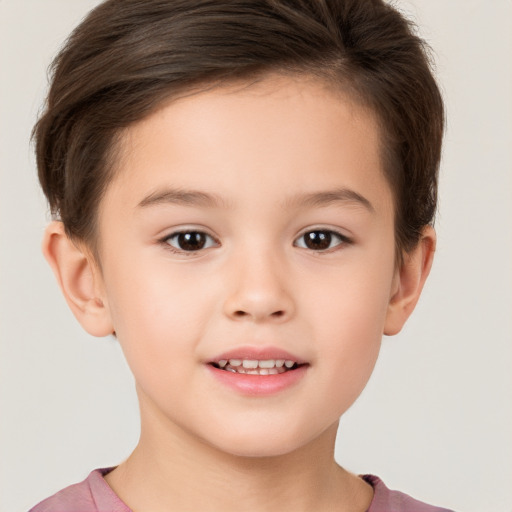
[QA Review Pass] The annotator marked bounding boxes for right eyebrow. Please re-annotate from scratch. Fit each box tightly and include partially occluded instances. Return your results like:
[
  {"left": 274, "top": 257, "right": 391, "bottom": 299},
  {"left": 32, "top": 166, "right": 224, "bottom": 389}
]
[
  {"left": 137, "top": 188, "right": 227, "bottom": 209},
  {"left": 284, "top": 188, "right": 375, "bottom": 213}
]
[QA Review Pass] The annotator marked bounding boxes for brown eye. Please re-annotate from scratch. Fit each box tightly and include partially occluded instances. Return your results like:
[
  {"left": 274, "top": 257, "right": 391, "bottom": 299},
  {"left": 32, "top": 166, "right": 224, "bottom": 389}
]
[
  {"left": 166, "top": 231, "right": 216, "bottom": 252},
  {"left": 295, "top": 230, "right": 347, "bottom": 251}
]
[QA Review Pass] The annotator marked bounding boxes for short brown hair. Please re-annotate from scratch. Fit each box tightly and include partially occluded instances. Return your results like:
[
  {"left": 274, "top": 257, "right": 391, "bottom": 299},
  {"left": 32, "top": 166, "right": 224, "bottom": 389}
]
[{"left": 34, "top": 0, "right": 444, "bottom": 256}]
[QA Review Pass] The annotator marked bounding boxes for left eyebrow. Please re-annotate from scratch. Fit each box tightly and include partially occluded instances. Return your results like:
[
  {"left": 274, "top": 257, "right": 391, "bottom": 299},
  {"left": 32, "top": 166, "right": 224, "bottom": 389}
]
[
  {"left": 284, "top": 188, "right": 375, "bottom": 213},
  {"left": 137, "top": 188, "right": 227, "bottom": 209}
]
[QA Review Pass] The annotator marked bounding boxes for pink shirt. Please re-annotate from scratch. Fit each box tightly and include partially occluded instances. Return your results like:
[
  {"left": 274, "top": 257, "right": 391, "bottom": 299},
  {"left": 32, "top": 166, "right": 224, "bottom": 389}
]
[{"left": 30, "top": 468, "right": 454, "bottom": 511}]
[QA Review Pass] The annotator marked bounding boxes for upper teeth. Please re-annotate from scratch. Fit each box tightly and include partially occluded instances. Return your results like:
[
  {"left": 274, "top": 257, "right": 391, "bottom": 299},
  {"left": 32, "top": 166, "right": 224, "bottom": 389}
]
[{"left": 218, "top": 359, "right": 295, "bottom": 369}]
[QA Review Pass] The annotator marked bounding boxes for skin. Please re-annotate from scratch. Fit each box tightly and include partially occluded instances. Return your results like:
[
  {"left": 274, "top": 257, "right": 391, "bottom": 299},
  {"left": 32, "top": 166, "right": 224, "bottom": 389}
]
[{"left": 43, "top": 75, "right": 435, "bottom": 512}]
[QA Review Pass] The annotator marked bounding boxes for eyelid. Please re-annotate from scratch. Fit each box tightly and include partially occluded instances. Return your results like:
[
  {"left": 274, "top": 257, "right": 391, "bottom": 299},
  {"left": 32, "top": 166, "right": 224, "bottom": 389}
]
[
  {"left": 157, "top": 225, "right": 351, "bottom": 254},
  {"left": 160, "top": 226, "right": 220, "bottom": 253},
  {"left": 293, "top": 227, "right": 352, "bottom": 251}
]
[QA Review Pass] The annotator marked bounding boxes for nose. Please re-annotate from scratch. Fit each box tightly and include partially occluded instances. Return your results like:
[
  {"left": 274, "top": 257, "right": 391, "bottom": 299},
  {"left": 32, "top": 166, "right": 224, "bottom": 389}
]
[{"left": 222, "top": 248, "right": 295, "bottom": 323}]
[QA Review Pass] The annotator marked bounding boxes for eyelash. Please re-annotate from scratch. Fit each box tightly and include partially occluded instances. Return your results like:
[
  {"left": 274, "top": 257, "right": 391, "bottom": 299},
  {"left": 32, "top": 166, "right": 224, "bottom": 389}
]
[
  {"left": 162, "top": 230, "right": 219, "bottom": 254},
  {"left": 160, "top": 228, "right": 351, "bottom": 254},
  {"left": 294, "top": 229, "right": 352, "bottom": 252}
]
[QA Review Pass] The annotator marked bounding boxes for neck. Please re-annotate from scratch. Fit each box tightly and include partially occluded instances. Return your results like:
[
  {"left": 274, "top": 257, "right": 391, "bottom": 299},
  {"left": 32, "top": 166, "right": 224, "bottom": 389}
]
[{"left": 105, "top": 397, "right": 372, "bottom": 512}]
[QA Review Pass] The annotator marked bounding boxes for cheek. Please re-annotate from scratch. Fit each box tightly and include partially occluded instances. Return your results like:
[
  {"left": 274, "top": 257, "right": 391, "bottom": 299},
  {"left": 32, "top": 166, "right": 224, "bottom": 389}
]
[
  {"left": 103, "top": 258, "right": 211, "bottom": 373},
  {"left": 301, "top": 253, "right": 394, "bottom": 400},
  {"left": 303, "top": 254, "right": 395, "bottom": 341},
  {"left": 107, "top": 251, "right": 203, "bottom": 323}
]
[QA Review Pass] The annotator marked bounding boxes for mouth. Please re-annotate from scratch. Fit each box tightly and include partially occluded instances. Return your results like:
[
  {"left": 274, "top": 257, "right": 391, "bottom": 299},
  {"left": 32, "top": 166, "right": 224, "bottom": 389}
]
[
  {"left": 210, "top": 358, "right": 305, "bottom": 375},
  {"left": 207, "top": 349, "right": 309, "bottom": 395}
]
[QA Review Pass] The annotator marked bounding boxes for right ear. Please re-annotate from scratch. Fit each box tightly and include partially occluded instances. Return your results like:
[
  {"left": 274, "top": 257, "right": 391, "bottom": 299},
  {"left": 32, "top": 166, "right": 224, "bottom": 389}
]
[{"left": 42, "top": 221, "right": 114, "bottom": 337}]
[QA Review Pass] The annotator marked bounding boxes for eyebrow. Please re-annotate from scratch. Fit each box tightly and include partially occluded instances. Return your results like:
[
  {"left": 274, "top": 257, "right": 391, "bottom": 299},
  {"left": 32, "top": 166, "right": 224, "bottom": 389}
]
[
  {"left": 137, "top": 186, "right": 374, "bottom": 213},
  {"left": 285, "top": 188, "right": 375, "bottom": 213},
  {"left": 137, "top": 188, "right": 226, "bottom": 209}
]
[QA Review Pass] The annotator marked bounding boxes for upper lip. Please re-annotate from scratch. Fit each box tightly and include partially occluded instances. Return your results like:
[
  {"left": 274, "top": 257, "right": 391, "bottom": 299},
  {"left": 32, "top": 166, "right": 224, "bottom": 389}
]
[{"left": 208, "top": 346, "right": 308, "bottom": 365}]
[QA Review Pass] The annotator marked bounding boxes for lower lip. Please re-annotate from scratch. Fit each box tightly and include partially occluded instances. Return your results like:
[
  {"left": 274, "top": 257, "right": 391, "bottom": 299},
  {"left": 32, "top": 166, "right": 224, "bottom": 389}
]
[{"left": 206, "top": 365, "right": 308, "bottom": 396}]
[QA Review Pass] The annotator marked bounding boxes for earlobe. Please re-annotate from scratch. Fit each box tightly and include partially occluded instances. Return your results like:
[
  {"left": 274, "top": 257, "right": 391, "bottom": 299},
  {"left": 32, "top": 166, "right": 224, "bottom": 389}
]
[
  {"left": 384, "top": 226, "right": 436, "bottom": 336},
  {"left": 42, "top": 221, "right": 114, "bottom": 337}
]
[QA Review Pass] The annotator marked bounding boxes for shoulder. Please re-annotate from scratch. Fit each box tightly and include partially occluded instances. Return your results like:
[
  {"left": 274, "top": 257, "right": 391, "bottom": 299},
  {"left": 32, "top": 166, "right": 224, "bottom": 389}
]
[
  {"left": 364, "top": 475, "right": 455, "bottom": 512},
  {"left": 29, "top": 468, "right": 130, "bottom": 512}
]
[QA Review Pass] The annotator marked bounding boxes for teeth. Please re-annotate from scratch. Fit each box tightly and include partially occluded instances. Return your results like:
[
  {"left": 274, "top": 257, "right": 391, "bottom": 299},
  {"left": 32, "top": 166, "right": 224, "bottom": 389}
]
[
  {"left": 236, "top": 359, "right": 297, "bottom": 369},
  {"left": 216, "top": 358, "right": 299, "bottom": 375}
]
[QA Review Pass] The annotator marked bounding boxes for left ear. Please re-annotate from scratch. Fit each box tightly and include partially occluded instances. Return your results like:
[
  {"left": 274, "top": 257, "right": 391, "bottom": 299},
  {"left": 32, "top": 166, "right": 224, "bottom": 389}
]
[
  {"left": 42, "top": 221, "right": 114, "bottom": 337},
  {"left": 384, "top": 226, "right": 436, "bottom": 336}
]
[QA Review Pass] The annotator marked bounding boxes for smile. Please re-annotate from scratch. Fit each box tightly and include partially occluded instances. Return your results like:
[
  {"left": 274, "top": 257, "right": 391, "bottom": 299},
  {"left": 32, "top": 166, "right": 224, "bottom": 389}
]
[
  {"left": 207, "top": 347, "right": 309, "bottom": 394},
  {"left": 212, "top": 359, "right": 300, "bottom": 375}
]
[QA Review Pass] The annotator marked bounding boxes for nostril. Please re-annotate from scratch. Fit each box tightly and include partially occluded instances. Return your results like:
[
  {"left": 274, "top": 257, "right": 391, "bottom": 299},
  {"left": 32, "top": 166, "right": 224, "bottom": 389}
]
[{"left": 228, "top": 308, "right": 289, "bottom": 321}]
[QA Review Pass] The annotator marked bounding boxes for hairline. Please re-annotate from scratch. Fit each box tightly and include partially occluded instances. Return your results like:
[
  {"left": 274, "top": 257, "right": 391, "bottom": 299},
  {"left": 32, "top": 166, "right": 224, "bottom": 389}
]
[{"left": 72, "top": 69, "right": 408, "bottom": 267}]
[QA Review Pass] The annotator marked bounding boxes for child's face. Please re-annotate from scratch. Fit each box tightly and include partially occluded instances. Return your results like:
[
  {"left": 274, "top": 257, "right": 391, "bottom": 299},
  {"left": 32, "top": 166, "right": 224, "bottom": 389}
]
[{"left": 93, "top": 75, "right": 401, "bottom": 457}]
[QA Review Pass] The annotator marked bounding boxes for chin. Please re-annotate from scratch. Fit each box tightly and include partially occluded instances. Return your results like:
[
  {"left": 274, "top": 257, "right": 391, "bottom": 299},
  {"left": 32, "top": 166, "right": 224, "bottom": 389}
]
[
  {"left": 222, "top": 442, "right": 297, "bottom": 459},
  {"left": 202, "top": 423, "right": 326, "bottom": 460}
]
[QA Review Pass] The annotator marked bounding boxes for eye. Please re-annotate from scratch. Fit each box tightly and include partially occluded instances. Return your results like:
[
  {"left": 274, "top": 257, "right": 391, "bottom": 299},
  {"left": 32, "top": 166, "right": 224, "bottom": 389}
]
[
  {"left": 294, "top": 229, "right": 349, "bottom": 251},
  {"left": 164, "top": 231, "right": 218, "bottom": 252}
]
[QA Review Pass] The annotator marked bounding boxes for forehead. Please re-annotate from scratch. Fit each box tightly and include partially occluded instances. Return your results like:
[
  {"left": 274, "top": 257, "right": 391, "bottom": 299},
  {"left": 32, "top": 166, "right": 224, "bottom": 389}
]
[{"left": 104, "top": 75, "right": 391, "bottom": 216}]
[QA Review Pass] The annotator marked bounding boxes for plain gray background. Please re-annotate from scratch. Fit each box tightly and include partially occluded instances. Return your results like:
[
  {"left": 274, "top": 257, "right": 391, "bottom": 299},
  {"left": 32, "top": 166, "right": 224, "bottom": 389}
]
[{"left": 1, "top": 1, "right": 511, "bottom": 511}]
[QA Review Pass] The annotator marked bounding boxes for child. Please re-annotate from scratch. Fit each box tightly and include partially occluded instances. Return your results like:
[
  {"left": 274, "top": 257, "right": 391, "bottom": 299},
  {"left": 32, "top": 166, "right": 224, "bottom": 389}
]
[{"left": 29, "top": 0, "right": 452, "bottom": 510}]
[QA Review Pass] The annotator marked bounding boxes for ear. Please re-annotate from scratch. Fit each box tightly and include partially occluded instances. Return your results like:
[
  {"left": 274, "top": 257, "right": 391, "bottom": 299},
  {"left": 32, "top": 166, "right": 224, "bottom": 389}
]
[
  {"left": 384, "top": 226, "right": 436, "bottom": 336},
  {"left": 42, "top": 221, "right": 114, "bottom": 337}
]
